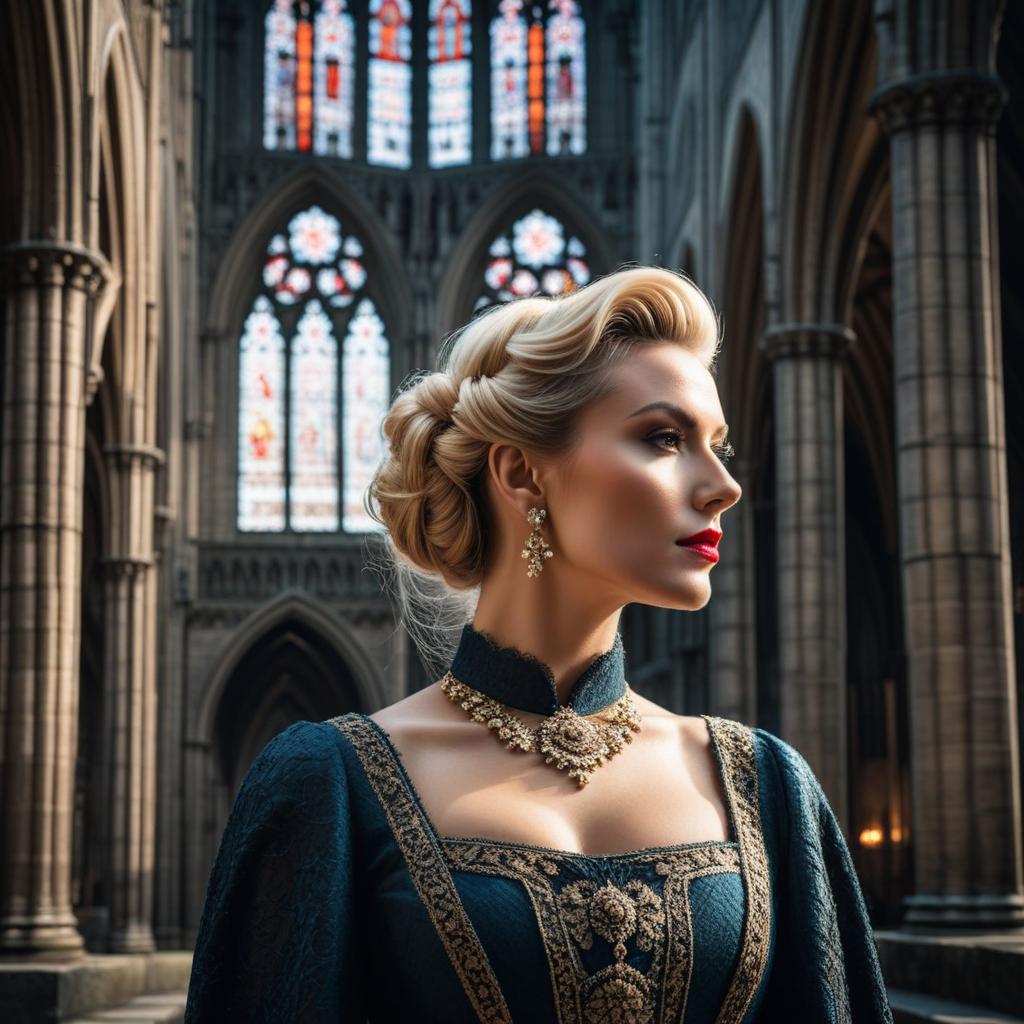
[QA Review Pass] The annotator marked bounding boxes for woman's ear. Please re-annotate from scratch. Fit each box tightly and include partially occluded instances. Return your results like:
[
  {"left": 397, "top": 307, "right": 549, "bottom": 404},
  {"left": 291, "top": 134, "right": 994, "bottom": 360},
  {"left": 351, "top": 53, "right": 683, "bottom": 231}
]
[{"left": 485, "top": 442, "right": 546, "bottom": 519}]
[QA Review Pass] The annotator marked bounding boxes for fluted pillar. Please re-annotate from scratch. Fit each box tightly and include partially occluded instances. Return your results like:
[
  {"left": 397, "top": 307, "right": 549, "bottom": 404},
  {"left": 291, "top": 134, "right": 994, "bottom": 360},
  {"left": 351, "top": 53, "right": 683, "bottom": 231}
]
[
  {"left": 760, "top": 324, "right": 854, "bottom": 827},
  {"left": 98, "top": 444, "right": 162, "bottom": 953},
  {"left": 0, "top": 242, "right": 111, "bottom": 957},
  {"left": 868, "top": 9, "right": 1024, "bottom": 928}
]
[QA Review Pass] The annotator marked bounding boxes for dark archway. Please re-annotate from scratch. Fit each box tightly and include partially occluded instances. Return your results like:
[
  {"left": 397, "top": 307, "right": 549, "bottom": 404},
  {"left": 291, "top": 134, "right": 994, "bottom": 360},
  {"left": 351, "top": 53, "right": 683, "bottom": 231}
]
[{"left": 214, "top": 618, "right": 360, "bottom": 795}]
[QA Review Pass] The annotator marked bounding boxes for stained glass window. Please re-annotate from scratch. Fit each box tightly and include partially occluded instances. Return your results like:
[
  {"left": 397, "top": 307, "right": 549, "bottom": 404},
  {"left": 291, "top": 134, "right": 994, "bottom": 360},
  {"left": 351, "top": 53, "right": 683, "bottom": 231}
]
[
  {"left": 264, "top": 0, "right": 355, "bottom": 157},
  {"left": 429, "top": 0, "right": 473, "bottom": 167},
  {"left": 238, "top": 297, "right": 287, "bottom": 531},
  {"left": 545, "top": 0, "right": 585, "bottom": 155},
  {"left": 342, "top": 300, "right": 390, "bottom": 532},
  {"left": 490, "top": 0, "right": 586, "bottom": 160},
  {"left": 238, "top": 204, "right": 389, "bottom": 533},
  {"left": 264, "top": 0, "right": 298, "bottom": 151},
  {"left": 490, "top": 0, "right": 529, "bottom": 159},
  {"left": 475, "top": 207, "right": 591, "bottom": 310},
  {"left": 368, "top": 0, "right": 413, "bottom": 168},
  {"left": 315, "top": 0, "right": 355, "bottom": 157},
  {"left": 290, "top": 301, "right": 339, "bottom": 530}
]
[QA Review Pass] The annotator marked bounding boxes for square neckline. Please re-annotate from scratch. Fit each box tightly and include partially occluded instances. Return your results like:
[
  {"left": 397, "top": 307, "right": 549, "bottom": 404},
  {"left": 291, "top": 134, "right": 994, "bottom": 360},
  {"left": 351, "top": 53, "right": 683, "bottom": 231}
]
[{"left": 355, "top": 711, "right": 741, "bottom": 862}]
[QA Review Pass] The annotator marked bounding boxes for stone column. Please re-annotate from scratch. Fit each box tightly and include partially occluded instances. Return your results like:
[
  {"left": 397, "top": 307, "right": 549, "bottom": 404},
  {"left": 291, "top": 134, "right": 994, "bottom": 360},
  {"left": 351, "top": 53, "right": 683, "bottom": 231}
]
[
  {"left": 0, "top": 242, "right": 110, "bottom": 957},
  {"left": 98, "top": 445, "right": 163, "bottom": 953},
  {"left": 869, "top": 39, "right": 1024, "bottom": 926},
  {"left": 708, "top": 455, "right": 758, "bottom": 723},
  {"left": 760, "top": 324, "right": 854, "bottom": 828}
]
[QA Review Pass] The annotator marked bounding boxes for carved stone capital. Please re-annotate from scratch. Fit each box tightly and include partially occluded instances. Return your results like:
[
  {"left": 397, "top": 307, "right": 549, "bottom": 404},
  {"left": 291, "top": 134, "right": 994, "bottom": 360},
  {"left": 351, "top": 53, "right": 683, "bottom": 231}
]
[
  {"left": 868, "top": 70, "right": 1007, "bottom": 136},
  {"left": 102, "top": 442, "right": 167, "bottom": 472},
  {"left": 759, "top": 323, "right": 855, "bottom": 363},
  {"left": 99, "top": 555, "right": 155, "bottom": 581},
  {"left": 0, "top": 241, "right": 113, "bottom": 296}
]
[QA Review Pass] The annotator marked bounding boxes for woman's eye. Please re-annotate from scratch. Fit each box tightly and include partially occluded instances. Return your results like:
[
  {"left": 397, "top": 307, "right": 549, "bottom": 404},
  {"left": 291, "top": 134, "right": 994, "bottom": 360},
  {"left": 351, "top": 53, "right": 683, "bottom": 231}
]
[
  {"left": 650, "top": 431, "right": 682, "bottom": 451},
  {"left": 649, "top": 432, "right": 736, "bottom": 465}
]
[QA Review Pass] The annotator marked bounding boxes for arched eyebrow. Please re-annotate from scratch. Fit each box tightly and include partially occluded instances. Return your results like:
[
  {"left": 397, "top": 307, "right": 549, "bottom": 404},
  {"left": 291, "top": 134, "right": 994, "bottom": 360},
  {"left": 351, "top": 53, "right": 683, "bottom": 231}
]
[{"left": 626, "top": 401, "right": 730, "bottom": 442}]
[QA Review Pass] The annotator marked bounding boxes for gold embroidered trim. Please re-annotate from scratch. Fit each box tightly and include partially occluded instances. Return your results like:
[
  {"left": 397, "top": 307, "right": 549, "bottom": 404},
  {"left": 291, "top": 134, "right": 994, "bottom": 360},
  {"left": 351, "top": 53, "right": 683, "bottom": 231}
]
[
  {"left": 701, "top": 715, "right": 773, "bottom": 1023},
  {"left": 445, "top": 840, "right": 741, "bottom": 1024},
  {"left": 330, "top": 711, "right": 771, "bottom": 1024},
  {"left": 325, "top": 713, "right": 514, "bottom": 1024}
]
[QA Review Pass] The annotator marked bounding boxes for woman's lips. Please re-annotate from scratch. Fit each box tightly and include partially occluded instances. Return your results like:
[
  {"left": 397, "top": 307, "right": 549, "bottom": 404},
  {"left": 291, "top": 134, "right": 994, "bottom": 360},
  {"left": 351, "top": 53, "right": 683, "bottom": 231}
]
[{"left": 676, "top": 540, "right": 720, "bottom": 563}]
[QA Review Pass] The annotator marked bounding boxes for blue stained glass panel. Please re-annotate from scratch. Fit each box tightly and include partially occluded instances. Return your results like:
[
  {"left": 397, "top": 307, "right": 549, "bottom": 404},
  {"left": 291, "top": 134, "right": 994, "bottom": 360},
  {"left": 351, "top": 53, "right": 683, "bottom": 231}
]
[
  {"left": 264, "top": 0, "right": 297, "bottom": 151},
  {"left": 238, "top": 296, "right": 287, "bottom": 531},
  {"left": 290, "top": 300, "right": 340, "bottom": 531},
  {"left": 429, "top": 0, "right": 473, "bottom": 168},
  {"left": 368, "top": 0, "right": 413, "bottom": 168},
  {"left": 545, "top": 0, "right": 586, "bottom": 156},
  {"left": 490, "top": 0, "right": 529, "bottom": 160},
  {"left": 314, "top": 0, "right": 355, "bottom": 157},
  {"left": 342, "top": 299, "right": 389, "bottom": 533}
]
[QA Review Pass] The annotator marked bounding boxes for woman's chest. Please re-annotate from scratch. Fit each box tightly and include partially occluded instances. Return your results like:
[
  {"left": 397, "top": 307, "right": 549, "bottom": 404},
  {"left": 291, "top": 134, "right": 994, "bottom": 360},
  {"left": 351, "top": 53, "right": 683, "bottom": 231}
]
[{"left": 372, "top": 712, "right": 732, "bottom": 857}]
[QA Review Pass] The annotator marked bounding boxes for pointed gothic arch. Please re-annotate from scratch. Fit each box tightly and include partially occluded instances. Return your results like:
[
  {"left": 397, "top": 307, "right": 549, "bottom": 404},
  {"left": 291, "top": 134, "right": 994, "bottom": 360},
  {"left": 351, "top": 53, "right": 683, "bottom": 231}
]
[
  {"left": 205, "top": 168, "right": 410, "bottom": 534},
  {"left": 718, "top": 94, "right": 771, "bottom": 236},
  {"left": 0, "top": 0, "right": 76, "bottom": 242},
  {"left": 205, "top": 165, "right": 412, "bottom": 342},
  {"left": 436, "top": 173, "right": 615, "bottom": 332},
  {"left": 718, "top": 103, "right": 768, "bottom": 462},
  {"left": 779, "top": 0, "right": 881, "bottom": 322},
  {"left": 194, "top": 590, "right": 385, "bottom": 743},
  {"left": 87, "top": 24, "right": 150, "bottom": 442}
]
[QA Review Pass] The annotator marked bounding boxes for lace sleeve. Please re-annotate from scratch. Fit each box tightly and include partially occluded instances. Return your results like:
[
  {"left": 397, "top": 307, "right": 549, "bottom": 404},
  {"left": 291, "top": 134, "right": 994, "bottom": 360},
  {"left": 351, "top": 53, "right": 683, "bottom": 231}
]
[
  {"left": 184, "top": 721, "right": 367, "bottom": 1023},
  {"left": 754, "top": 729, "right": 894, "bottom": 1024}
]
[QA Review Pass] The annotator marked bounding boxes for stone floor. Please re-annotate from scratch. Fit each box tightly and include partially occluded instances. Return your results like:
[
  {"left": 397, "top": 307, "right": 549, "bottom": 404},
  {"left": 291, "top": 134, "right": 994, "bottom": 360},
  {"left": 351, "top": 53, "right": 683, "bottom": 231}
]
[{"left": 878, "top": 930, "right": 1024, "bottom": 1023}]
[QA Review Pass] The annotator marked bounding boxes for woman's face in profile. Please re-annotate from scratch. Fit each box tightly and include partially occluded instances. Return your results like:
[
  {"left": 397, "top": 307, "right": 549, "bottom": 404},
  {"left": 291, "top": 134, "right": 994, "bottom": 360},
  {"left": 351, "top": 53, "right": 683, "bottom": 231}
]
[{"left": 548, "top": 340, "right": 742, "bottom": 612}]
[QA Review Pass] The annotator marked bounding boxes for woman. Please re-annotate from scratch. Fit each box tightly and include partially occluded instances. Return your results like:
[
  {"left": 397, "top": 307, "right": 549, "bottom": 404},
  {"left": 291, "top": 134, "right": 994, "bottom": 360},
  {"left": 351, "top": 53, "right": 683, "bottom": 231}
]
[{"left": 184, "top": 267, "right": 893, "bottom": 1022}]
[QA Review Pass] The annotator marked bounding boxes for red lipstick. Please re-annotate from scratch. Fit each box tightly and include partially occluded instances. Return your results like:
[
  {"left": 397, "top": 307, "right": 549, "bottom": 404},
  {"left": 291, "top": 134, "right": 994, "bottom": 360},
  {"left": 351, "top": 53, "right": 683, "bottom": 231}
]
[{"left": 675, "top": 527, "right": 722, "bottom": 563}]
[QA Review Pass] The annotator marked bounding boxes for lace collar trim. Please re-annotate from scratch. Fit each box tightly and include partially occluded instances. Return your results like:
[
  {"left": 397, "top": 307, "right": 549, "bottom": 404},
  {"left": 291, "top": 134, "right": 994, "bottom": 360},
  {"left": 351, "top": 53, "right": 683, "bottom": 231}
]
[{"left": 447, "top": 622, "right": 627, "bottom": 716}]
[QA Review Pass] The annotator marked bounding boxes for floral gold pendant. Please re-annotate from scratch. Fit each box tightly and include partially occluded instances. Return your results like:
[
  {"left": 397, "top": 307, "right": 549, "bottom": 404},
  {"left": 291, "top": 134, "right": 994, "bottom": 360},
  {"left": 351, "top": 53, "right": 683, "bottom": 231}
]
[{"left": 440, "top": 671, "right": 642, "bottom": 787}]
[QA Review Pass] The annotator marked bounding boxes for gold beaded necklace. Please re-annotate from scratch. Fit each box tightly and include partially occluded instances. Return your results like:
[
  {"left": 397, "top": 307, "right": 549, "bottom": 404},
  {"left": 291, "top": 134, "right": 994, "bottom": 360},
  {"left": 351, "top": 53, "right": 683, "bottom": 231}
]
[{"left": 439, "top": 670, "right": 642, "bottom": 787}]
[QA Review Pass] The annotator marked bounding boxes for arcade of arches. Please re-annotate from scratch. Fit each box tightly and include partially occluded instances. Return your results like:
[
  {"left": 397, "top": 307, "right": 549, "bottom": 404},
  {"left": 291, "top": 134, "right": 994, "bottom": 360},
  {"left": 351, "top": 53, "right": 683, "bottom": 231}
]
[{"left": 0, "top": 0, "right": 1022, "bottom": 1015}]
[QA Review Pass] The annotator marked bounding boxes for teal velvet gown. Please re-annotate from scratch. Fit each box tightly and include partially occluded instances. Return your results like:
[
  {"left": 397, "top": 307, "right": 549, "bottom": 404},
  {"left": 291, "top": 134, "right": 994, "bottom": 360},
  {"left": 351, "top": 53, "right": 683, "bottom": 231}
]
[{"left": 184, "top": 624, "right": 894, "bottom": 1023}]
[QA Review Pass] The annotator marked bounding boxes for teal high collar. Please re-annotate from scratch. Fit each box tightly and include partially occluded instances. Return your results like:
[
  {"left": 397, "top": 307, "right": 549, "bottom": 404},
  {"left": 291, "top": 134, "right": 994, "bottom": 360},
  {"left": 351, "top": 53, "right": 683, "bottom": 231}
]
[{"left": 447, "top": 622, "right": 627, "bottom": 716}]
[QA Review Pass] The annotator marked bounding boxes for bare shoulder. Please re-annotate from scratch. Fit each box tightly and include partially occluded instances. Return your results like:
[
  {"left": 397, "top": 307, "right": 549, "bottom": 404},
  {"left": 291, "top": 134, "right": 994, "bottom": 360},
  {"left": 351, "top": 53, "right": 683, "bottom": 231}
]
[
  {"left": 367, "top": 681, "right": 480, "bottom": 743},
  {"left": 628, "top": 690, "right": 714, "bottom": 752}
]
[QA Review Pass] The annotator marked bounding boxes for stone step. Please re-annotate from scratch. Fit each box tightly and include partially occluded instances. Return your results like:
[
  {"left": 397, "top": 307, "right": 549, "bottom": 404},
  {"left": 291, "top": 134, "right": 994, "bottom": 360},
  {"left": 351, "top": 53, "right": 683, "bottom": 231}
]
[
  {"left": 65, "top": 989, "right": 186, "bottom": 1023},
  {"left": 875, "top": 929, "right": 1024, "bottom": 1018},
  {"left": 888, "top": 987, "right": 1024, "bottom": 1024},
  {"left": 0, "top": 951, "right": 192, "bottom": 1024}
]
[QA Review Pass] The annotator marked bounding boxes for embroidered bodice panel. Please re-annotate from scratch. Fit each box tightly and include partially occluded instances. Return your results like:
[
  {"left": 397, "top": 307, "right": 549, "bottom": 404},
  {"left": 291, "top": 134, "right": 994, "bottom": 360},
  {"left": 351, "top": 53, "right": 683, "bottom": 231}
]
[
  {"left": 327, "top": 711, "right": 777, "bottom": 1024},
  {"left": 184, "top": 712, "right": 895, "bottom": 1023}
]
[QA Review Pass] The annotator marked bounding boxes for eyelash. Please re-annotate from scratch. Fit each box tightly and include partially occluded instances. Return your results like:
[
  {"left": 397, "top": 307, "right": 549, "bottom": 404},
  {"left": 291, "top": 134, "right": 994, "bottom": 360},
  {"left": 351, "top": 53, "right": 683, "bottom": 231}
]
[{"left": 649, "top": 430, "right": 736, "bottom": 464}]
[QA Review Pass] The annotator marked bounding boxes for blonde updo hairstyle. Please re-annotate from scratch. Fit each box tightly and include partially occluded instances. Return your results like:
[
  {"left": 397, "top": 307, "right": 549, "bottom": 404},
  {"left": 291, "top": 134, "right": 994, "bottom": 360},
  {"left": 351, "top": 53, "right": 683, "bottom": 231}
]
[{"left": 364, "top": 265, "right": 722, "bottom": 677}]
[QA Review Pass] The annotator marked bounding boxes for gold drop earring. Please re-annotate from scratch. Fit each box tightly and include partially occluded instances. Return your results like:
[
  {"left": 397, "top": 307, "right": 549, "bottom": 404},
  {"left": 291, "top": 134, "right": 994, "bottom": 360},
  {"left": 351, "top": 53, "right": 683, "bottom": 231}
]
[{"left": 521, "top": 506, "right": 554, "bottom": 578}]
